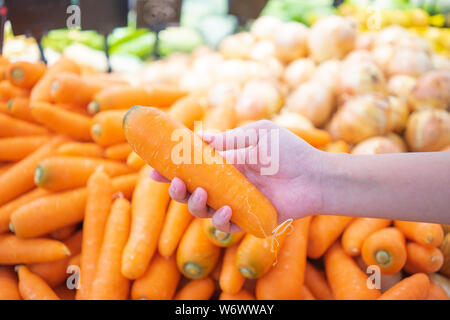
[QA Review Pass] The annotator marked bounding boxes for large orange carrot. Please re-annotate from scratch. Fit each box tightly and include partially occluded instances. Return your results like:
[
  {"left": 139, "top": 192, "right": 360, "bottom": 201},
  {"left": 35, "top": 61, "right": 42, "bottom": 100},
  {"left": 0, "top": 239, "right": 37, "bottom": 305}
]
[
  {"left": 0, "top": 135, "right": 49, "bottom": 161},
  {"left": 426, "top": 282, "right": 449, "bottom": 300},
  {"left": 0, "top": 188, "right": 50, "bottom": 233},
  {"left": 0, "top": 267, "right": 21, "bottom": 300},
  {"left": 235, "top": 230, "right": 288, "bottom": 279},
  {"left": 121, "top": 166, "right": 170, "bottom": 279},
  {"left": 177, "top": 219, "right": 221, "bottom": 279},
  {"left": 35, "top": 156, "right": 131, "bottom": 191},
  {"left": 158, "top": 200, "right": 193, "bottom": 258},
  {"left": 361, "top": 227, "right": 407, "bottom": 274},
  {"left": 175, "top": 277, "right": 216, "bottom": 300},
  {"left": 105, "top": 143, "right": 132, "bottom": 161},
  {"left": 304, "top": 262, "right": 334, "bottom": 300},
  {"left": 91, "top": 110, "right": 127, "bottom": 146},
  {"left": 219, "top": 289, "right": 255, "bottom": 300},
  {"left": 57, "top": 142, "right": 104, "bottom": 158},
  {"left": 29, "top": 230, "right": 82, "bottom": 287},
  {"left": 378, "top": 273, "right": 430, "bottom": 300},
  {"left": 219, "top": 244, "right": 245, "bottom": 294},
  {"left": 0, "top": 135, "right": 65, "bottom": 206},
  {"left": 325, "top": 242, "right": 381, "bottom": 300},
  {"left": 17, "top": 266, "right": 60, "bottom": 300},
  {"left": 30, "top": 101, "right": 92, "bottom": 141},
  {"left": 0, "top": 80, "right": 28, "bottom": 101},
  {"left": 77, "top": 170, "right": 112, "bottom": 300},
  {"left": 89, "top": 198, "right": 130, "bottom": 300},
  {"left": 124, "top": 106, "right": 278, "bottom": 238},
  {"left": 131, "top": 254, "right": 180, "bottom": 300},
  {"left": 256, "top": 217, "right": 311, "bottom": 300},
  {"left": 0, "top": 112, "right": 48, "bottom": 137},
  {"left": 307, "top": 215, "right": 354, "bottom": 259},
  {"left": 0, "top": 234, "right": 70, "bottom": 264},
  {"left": 10, "top": 174, "right": 136, "bottom": 238},
  {"left": 30, "top": 57, "right": 80, "bottom": 103},
  {"left": 88, "top": 84, "right": 186, "bottom": 114},
  {"left": 6, "top": 97, "right": 37, "bottom": 123},
  {"left": 168, "top": 94, "right": 207, "bottom": 130},
  {"left": 404, "top": 242, "right": 444, "bottom": 274},
  {"left": 203, "top": 218, "right": 245, "bottom": 247},
  {"left": 126, "top": 151, "right": 146, "bottom": 170},
  {"left": 342, "top": 218, "right": 392, "bottom": 256},
  {"left": 394, "top": 221, "right": 444, "bottom": 247},
  {"left": 7, "top": 61, "right": 46, "bottom": 89}
]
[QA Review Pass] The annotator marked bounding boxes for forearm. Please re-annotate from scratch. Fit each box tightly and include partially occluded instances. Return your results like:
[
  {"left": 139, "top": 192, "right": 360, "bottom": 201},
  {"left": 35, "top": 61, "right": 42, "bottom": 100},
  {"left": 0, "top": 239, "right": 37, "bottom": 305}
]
[{"left": 319, "top": 151, "right": 450, "bottom": 224}]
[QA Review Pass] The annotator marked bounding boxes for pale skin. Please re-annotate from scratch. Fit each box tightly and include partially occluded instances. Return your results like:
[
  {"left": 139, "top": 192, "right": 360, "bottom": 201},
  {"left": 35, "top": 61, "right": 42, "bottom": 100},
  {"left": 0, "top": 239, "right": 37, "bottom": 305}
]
[{"left": 151, "top": 120, "right": 450, "bottom": 232}]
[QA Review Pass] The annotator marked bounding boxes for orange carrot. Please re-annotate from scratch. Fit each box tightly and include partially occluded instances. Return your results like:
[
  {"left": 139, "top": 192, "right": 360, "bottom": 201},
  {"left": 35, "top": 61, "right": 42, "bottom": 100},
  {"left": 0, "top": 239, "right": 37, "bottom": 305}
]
[
  {"left": 53, "top": 285, "right": 76, "bottom": 300},
  {"left": 90, "top": 110, "right": 127, "bottom": 146},
  {"left": 10, "top": 174, "right": 137, "bottom": 238},
  {"left": 0, "top": 80, "right": 28, "bottom": 101},
  {"left": 68, "top": 253, "right": 81, "bottom": 268},
  {"left": 88, "top": 84, "right": 186, "bottom": 114},
  {"left": 342, "top": 218, "right": 392, "bottom": 256},
  {"left": 307, "top": 215, "right": 354, "bottom": 259},
  {"left": 168, "top": 94, "right": 207, "bottom": 129},
  {"left": 256, "top": 217, "right": 310, "bottom": 300},
  {"left": 361, "top": 227, "right": 407, "bottom": 274},
  {"left": 235, "top": 231, "right": 288, "bottom": 280},
  {"left": 6, "top": 97, "right": 37, "bottom": 123},
  {"left": 321, "top": 140, "right": 350, "bottom": 153},
  {"left": 426, "top": 282, "right": 449, "bottom": 300},
  {"left": 0, "top": 135, "right": 49, "bottom": 161},
  {"left": 0, "top": 267, "right": 21, "bottom": 300},
  {"left": 404, "top": 242, "right": 444, "bottom": 274},
  {"left": 220, "top": 244, "right": 245, "bottom": 294},
  {"left": 35, "top": 156, "right": 131, "bottom": 191},
  {"left": 17, "top": 266, "right": 60, "bottom": 300},
  {"left": 285, "top": 126, "right": 331, "bottom": 148},
  {"left": 77, "top": 170, "right": 112, "bottom": 300},
  {"left": 378, "top": 273, "right": 430, "bottom": 300},
  {"left": 105, "top": 143, "right": 132, "bottom": 161},
  {"left": 0, "top": 135, "right": 65, "bottom": 206},
  {"left": 57, "top": 142, "right": 104, "bottom": 158},
  {"left": 394, "top": 221, "right": 444, "bottom": 247},
  {"left": 0, "top": 234, "right": 70, "bottom": 264},
  {"left": 29, "top": 230, "right": 82, "bottom": 287},
  {"left": 0, "top": 162, "right": 14, "bottom": 176},
  {"left": 210, "top": 252, "right": 223, "bottom": 282},
  {"left": 0, "top": 188, "right": 50, "bottom": 233},
  {"left": 0, "top": 112, "right": 48, "bottom": 137},
  {"left": 121, "top": 166, "right": 170, "bottom": 279},
  {"left": 126, "top": 151, "right": 146, "bottom": 170},
  {"left": 50, "top": 224, "right": 78, "bottom": 241},
  {"left": 325, "top": 242, "right": 381, "bottom": 300},
  {"left": 30, "top": 101, "right": 92, "bottom": 141},
  {"left": 89, "top": 198, "right": 131, "bottom": 300},
  {"left": 177, "top": 219, "right": 221, "bottom": 279},
  {"left": 131, "top": 254, "right": 180, "bottom": 300},
  {"left": 175, "top": 277, "right": 216, "bottom": 300},
  {"left": 124, "top": 106, "right": 278, "bottom": 238},
  {"left": 158, "top": 200, "right": 193, "bottom": 258},
  {"left": 203, "top": 218, "right": 245, "bottom": 247},
  {"left": 304, "top": 262, "right": 334, "bottom": 300},
  {"left": 301, "top": 286, "right": 316, "bottom": 300},
  {"left": 7, "top": 61, "right": 46, "bottom": 89},
  {"left": 30, "top": 57, "right": 80, "bottom": 103},
  {"left": 219, "top": 289, "right": 255, "bottom": 300}
]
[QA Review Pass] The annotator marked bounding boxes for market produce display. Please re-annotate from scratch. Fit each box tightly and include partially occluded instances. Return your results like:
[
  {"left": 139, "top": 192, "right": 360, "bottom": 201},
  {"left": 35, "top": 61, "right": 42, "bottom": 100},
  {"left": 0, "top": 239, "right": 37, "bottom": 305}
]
[{"left": 0, "top": 13, "right": 449, "bottom": 301}]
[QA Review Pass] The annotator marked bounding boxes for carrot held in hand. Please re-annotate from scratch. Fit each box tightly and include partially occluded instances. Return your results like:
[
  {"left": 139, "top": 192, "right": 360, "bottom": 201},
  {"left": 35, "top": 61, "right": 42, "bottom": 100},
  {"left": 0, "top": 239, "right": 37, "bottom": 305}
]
[
  {"left": 90, "top": 110, "right": 127, "bottom": 146},
  {"left": 256, "top": 217, "right": 310, "bottom": 300},
  {"left": 203, "top": 218, "right": 245, "bottom": 247},
  {"left": 17, "top": 266, "right": 60, "bottom": 300},
  {"left": 0, "top": 135, "right": 49, "bottom": 161},
  {"left": 0, "top": 112, "right": 48, "bottom": 137},
  {"left": 175, "top": 277, "right": 216, "bottom": 300},
  {"left": 123, "top": 106, "right": 278, "bottom": 238},
  {"left": 177, "top": 219, "right": 221, "bottom": 279},
  {"left": 7, "top": 61, "right": 46, "bottom": 89},
  {"left": 158, "top": 200, "right": 193, "bottom": 258},
  {"left": 35, "top": 156, "right": 132, "bottom": 191},
  {"left": 307, "top": 215, "right": 353, "bottom": 259},
  {"left": 57, "top": 142, "right": 104, "bottom": 158},
  {"left": 0, "top": 234, "right": 70, "bottom": 264},
  {"left": 89, "top": 197, "right": 131, "bottom": 300},
  {"left": 325, "top": 242, "right": 381, "bottom": 300},
  {"left": 0, "top": 267, "right": 21, "bottom": 300},
  {"left": 105, "top": 143, "right": 132, "bottom": 161},
  {"left": 219, "top": 244, "right": 245, "bottom": 294},
  {"left": 404, "top": 242, "right": 444, "bottom": 274},
  {"left": 131, "top": 254, "right": 180, "bottom": 300},
  {"left": 304, "top": 262, "right": 334, "bottom": 300},
  {"left": 394, "top": 221, "right": 444, "bottom": 247},
  {"left": 378, "top": 273, "right": 430, "bottom": 300},
  {"left": 77, "top": 170, "right": 112, "bottom": 300},
  {"left": 30, "top": 101, "right": 93, "bottom": 141}
]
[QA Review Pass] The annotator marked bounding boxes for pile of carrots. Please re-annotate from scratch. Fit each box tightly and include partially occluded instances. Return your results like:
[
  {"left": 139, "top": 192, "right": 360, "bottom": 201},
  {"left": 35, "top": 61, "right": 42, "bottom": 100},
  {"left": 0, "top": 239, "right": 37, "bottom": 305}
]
[{"left": 0, "top": 55, "right": 448, "bottom": 301}]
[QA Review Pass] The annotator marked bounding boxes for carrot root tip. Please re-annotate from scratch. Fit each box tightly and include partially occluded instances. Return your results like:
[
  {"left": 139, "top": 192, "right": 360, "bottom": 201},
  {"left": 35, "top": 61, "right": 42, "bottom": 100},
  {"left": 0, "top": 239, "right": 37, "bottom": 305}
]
[
  {"left": 88, "top": 101, "right": 100, "bottom": 115},
  {"left": 375, "top": 250, "right": 391, "bottom": 267},
  {"left": 63, "top": 245, "right": 71, "bottom": 256},
  {"left": 6, "top": 99, "right": 13, "bottom": 111},
  {"left": 51, "top": 80, "right": 59, "bottom": 94},
  {"left": 123, "top": 105, "right": 141, "bottom": 129},
  {"left": 213, "top": 229, "right": 230, "bottom": 243},
  {"left": 11, "top": 68, "right": 24, "bottom": 81},
  {"left": 183, "top": 262, "right": 204, "bottom": 279},
  {"left": 238, "top": 267, "right": 256, "bottom": 279},
  {"left": 9, "top": 222, "right": 15, "bottom": 233},
  {"left": 34, "top": 165, "right": 46, "bottom": 186}
]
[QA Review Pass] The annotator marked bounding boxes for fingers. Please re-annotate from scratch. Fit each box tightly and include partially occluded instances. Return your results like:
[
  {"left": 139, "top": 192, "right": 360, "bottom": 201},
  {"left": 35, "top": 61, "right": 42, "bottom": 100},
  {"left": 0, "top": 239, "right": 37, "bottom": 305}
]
[
  {"left": 168, "top": 177, "right": 189, "bottom": 203},
  {"left": 149, "top": 169, "right": 170, "bottom": 183},
  {"left": 188, "top": 187, "right": 214, "bottom": 218},
  {"left": 212, "top": 206, "right": 243, "bottom": 233}
]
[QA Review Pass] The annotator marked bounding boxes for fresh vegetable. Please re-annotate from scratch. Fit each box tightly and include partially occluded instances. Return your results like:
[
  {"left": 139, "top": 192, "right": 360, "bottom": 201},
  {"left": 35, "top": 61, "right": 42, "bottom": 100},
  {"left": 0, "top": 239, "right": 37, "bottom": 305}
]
[
  {"left": 219, "top": 244, "right": 245, "bottom": 294},
  {"left": 6, "top": 98, "right": 37, "bottom": 123},
  {"left": 57, "top": 142, "right": 104, "bottom": 158},
  {"left": 0, "top": 135, "right": 49, "bottom": 161},
  {"left": 91, "top": 110, "right": 127, "bottom": 147},
  {"left": 404, "top": 242, "right": 444, "bottom": 274},
  {"left": 219, "top": 289, "right": 255, "bottom": 300},
  {"left": 0, "top": 113, "right": 48, "bottom": 137},
  {"left": 105, "top": 143, "right": 132, "bottom": 161},
  {"left": 378, "top": 273, "right": 430, "bottom": 300},
  {"left": 17, "top": 266, "right": 60, "bottom": 300},
  {"left": 6, "top": 61, "right": 46, "bottom": 89},
  {"left": 203, "top": 218, "right": 245, "bottom": 247},
  {"left": 0, "top": 267, "right": 21, "bottom": 300},
  {"left": 304, "top": 262, "right": 334, "bottom": 300},
  {"left": 394, "top": 220, "right": 444, "bottom": 247},
  {"left": 175, "top": 277, "right": 216, "bottom": 300}
]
